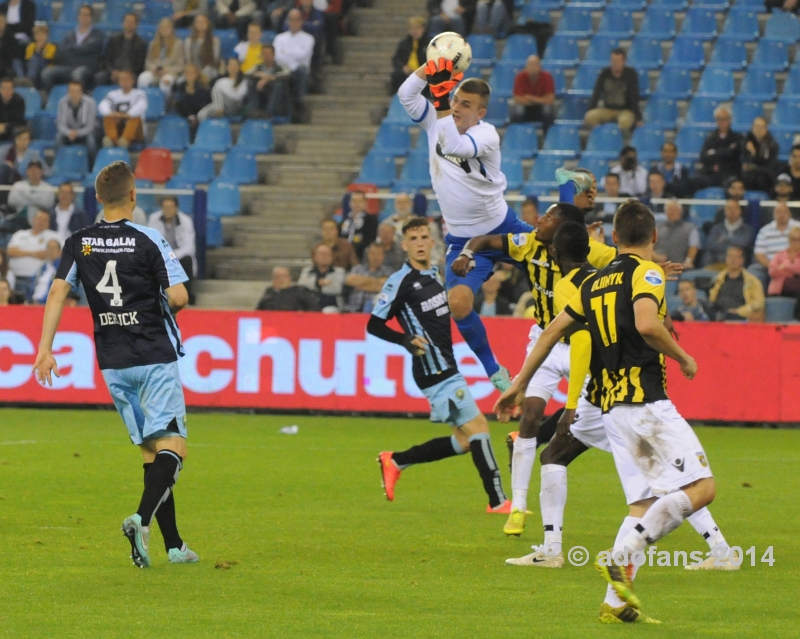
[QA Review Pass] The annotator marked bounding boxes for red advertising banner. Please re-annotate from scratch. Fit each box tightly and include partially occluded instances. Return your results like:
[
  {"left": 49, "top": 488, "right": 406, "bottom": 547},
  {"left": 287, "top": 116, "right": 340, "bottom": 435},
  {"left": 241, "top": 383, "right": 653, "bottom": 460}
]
[{"left": 1, "top": 307, "right": 798, "bottom": 422}]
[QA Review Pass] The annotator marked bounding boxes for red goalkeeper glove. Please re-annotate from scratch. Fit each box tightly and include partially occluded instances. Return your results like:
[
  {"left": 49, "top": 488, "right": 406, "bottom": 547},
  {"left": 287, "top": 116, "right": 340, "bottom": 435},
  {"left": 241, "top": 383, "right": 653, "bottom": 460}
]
[{"left": 425, "top": 58, "right": 463, "bottom": 112}]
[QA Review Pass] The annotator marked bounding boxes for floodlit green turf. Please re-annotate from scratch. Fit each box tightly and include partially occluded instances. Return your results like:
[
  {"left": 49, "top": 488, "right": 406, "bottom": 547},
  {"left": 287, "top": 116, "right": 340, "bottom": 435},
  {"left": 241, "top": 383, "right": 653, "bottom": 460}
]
[{"left": 0, "top": 409, "right": 797, "bottom": 638}]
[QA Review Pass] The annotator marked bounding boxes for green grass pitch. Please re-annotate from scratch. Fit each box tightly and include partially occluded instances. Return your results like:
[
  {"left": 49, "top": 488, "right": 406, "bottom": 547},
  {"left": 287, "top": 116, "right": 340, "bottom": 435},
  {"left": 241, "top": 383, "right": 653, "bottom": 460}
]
[{"left": 0, "top": 408, "right": 797, "bottom": 638}]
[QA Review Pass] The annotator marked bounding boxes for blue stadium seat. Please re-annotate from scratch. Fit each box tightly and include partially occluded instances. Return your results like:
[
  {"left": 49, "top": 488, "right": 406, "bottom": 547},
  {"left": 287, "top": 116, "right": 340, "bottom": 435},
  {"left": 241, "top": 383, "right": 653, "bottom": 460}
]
[
  {"left": 751, "top": 39, "right": 790, "bottom": 72},
  {"left": 731, "top": 97, "right": 763, "bottom": 130},
  {"left": 765, "top": 297, "right": 796, "bottom": 322},
  {"left": 653, "top": 66, "right": 693, "bottom": 99},
  {"left": 17, "top": 87, "right": 40, "bottom": 119},
  {"left": 585, "top": 36, "right": 622, "bottom": 63},
  {"left": 709, "top": 35, "right": 748, "bottom": 70},
  {"left": 484, "top": 94, "right": 509, "bottom": 127},
  {"left": 583, "top": 123, "right": 623, "bottom": 159},
  {"left": 48, "top": 24, "right": 74, "bottom": 44},
  {"left": 488, "top": 61, "right": 522, "bottom": 97},
  {"left": 193, "top": 118, "right": 232, "bottom": 152},
  {"left": 638, "top": 6, "right": 677, "bottom": 39},
  {"left": 397, "top": 155, "right": 432, "bottom": 190},
  {"left": 30, "top": 113, "right": 57, "bottom": 148},
  {"left": 151, "top": 115, "right": 190, "bottom": 152},
  {"left": 354, "top": 151, "right": 395, "bottom": 188},
  {"left": 674, "top": 126, "right": 709, "bottom": 160},
  {"left": 764, "top": 12, "right": 800, "bottom": 44},
  {"left": 414, "top": 129, "right": 428, "bottom": 150},
  {"left": 261, "top": 29, "right": 277, "bottom": 44},
  {"left": 596, "top": 7, "right": 634, "bottom": 38},
  {"left": 721, "top": 7, "right": 760, "bottom": 41},
  {"left": 43, "top": 84, "right": 68, "bottom": 114},
  {"left": 85, "top": 148, "right": 130, "bottom": 186},
  {"left": 92, "top": 84, "right": 116, "bottom": 105},
  {"left": 744, "top": 190, "right": 769, "bottom": 201},
  {"left": 607, "top": 0, "right": 645, "bottom": 9},
  {"left": 557, "top": 94, "right": 590, "bottom": 124},
  {"left": 630, "top": 125, "right": 666, "bottom": 163},
  {"left": 525, "top": 155, "right": 563, "bottom": 192},
  {"left": 234, "top": 120, "right": 274, "bottom": 153},
  {"left": 49, "top": 146, "right": 89, "bottom": 182},
  {"left": 556, "top": 5, "right": 593, "bottom": 37},
  {"left": 384, "top": 95, "right": 412, "bottom": 125},
  {"left": 680, "top": 7, "right": 718, "bottom": 40},
  {"left": 518, "top": 4, "right": 552, "bottom": 23},
  {"left": 636, "top": 68, "right": 651, "bottom": 97},
  {"left": 134, "top": 179, "right": 157, "bottom": 214},
  {"left": 771, "top": 127, "right": 797, "bottom": 159},
  {"left": 460, "top": 66, "right": 483, "bottom": 81},
  {"left": 643, "top": 95, "right": 679, "bottom": 127},
  {"left": 739, "top": 68, "right": 777, "bottom": 101},
  {"left": 501, "top": 123, "right": 538, "bottom": 159},
  {"left": 176, "top": 148, "right": 216, "bottom": 183},
  {"left": 576, "top": 155, "right": 609, "bottom": 180},
  {"left": 58, "top": 0, "right": 84, "bottom": 22},
  {"left": 206, "top": 216, "right": 223, "bottom": 248},
  {"left": 696, "top": 0, "right": 729, "bottom": 9},
  {"left": 627, "top": 36, "right": 663, "bottom": 71},
  {"left": 165, "top": 177, "right": 195, "bottom": 214},
  {"left": 540, "top": 123, "right": 580, "bottom": 158},
  {"left": 372, "top": 123, "right": 412, "bottom": 156},
  {"left": 207, "top": 179, "right": 241, "bottom": 217},
  {"left": 569, "top": 63, "right": 604, "bottom": 96},
  {"left": 666, "top": 37, "right": 706, "bottom": 70},
  {"left": 649, "top": 0, "right": 687, "bottom": 9},
  {"left": 143, "top": 1, "right": 175, "bottom": 24},
  {"left": 502, "top": 34, "right": 538, "bottom": 62},
  {"left": 218, "top": 29, "right": 239, "bottom": 58},
  {"left": 218, "top": 148, "right": 258, "bottom": 185},
  {"left": 501, "top": 156, "right": 524, "bottom": 190},
  {"left": 685, "top": 96, "right": 724, "bottom": 129},
  {"left": 144, "top": 87, "right": 166, "bottom": 121},
  {"left": 696, "top": 67, "right": 734, "bottom": 99},
  {"left": 35, "top": 0, "right": 53, "bottom": 21},
  {"left": 543, "top": 66, "right": 566, "bottom": 96},
  {"left": 137, "top": 23, "right": 157, "bottom": 41},
  {"left": 771, "top": 97, "right": 800, "bottom": 128},
  {"left": 467, "top": 34, "right": 496, "bottom": 68},
  {"left": 543, "top": 35, "right": 580, "bottom": 68},
  {"left": 100, "top": 1, "right": 135, "bottom": 26},
  {"left": 783, "top": 66, "right": 800, "bottom": 98}
]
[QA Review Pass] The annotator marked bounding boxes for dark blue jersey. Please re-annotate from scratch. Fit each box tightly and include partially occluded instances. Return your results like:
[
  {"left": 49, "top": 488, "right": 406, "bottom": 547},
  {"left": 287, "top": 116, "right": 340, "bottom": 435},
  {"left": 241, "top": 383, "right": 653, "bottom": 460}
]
[
  {"left": 55, "top": 220, "right": 188, "bottom": 370},
  {"left": 372, "top": 262, "right": 457, "bottom": 389}
]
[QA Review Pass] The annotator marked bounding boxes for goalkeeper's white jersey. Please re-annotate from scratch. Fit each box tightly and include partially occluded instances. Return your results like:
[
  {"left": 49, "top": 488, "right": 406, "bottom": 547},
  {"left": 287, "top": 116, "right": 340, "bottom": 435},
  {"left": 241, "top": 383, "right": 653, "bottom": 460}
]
[{"left": 398, "top": 74, "right": 508, "bottom": 238}]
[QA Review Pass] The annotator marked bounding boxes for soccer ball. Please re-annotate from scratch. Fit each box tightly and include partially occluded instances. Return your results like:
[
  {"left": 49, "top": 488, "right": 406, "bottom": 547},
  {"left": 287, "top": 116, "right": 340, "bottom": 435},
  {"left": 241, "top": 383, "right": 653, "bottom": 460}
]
[{"left": 426, "top": 32, "right": 472, "bottom": 73}]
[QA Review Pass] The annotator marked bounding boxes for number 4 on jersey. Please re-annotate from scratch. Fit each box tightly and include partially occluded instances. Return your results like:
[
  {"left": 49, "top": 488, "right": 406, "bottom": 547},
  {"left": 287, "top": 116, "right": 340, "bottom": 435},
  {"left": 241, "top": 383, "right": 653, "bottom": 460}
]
[{"left": 97, "top": 260, "right": 123, "bottom": 307}]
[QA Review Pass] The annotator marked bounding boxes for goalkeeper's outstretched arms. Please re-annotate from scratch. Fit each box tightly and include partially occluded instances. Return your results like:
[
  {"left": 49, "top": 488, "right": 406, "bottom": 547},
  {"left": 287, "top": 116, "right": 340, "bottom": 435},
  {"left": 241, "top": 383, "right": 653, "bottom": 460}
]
[
  {"left": 450, "top": 234, "right": 506, "bottom": 277},
  {"left": 397, "top": 67, "right": 437, "bottom": 128}
]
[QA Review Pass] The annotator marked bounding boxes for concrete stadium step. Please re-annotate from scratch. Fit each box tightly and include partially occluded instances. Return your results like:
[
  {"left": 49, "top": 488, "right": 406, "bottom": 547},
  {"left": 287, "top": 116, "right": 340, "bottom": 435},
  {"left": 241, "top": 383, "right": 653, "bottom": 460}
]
[
  {"left": 355, "top": 9, "right": 416, "bottom": 34},
  {"left": 193, "top": 279, "right": 267, "bottom": 309},
  {"left": 341, "top": 36, "right": 407, "bottom": 54},
  {"left": 209, "top": 255, "right": 312, "bottom": 281}
]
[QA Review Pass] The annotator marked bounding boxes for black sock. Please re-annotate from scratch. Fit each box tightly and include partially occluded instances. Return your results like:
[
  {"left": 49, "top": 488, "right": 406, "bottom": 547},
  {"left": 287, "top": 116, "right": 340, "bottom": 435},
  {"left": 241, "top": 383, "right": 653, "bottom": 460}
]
[
  {"left": 468, "top": 433, "right": 506, "bottom": 507},
  {"left": 536, "top": 408, "right": 565, "bottom": 447},
  {"left": 137, "top": 450, "right": 181, "bottom": 527},
  {"left": 143, "top": 463, "right": 184, "bottom": 551},
  {"left": 392, "top": 436, "right": 461, "bottom": 468}
]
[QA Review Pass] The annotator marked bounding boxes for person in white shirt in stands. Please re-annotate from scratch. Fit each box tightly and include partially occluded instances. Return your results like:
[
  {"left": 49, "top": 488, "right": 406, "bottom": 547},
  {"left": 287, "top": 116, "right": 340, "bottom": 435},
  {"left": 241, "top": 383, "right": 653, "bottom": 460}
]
[
  {"left": 6, "top": 208, "right": 59, "bottom": 295},
  {"left": 748, "top": 202, "right": 800, "bottom": 290},
  {"left": 273, "top": 9, "right": 314, "bottom": 109},
  {"left": 604, "top": 145, "right": 648, "bottom": 198},
  {"left": 98, "top": 70, "right": 148, "bottom": 148},
  {"left": 197, "top": 56, "right": 248, "bottom": 120},
  {"left": 8, "top": 160, "right": 55, "bottom": 225},
  {"left": 148, "top": 195, "right": 197, "bottom": 304},
  {"left": 50, "top": 182, "right": 88, "bottom": 245}
]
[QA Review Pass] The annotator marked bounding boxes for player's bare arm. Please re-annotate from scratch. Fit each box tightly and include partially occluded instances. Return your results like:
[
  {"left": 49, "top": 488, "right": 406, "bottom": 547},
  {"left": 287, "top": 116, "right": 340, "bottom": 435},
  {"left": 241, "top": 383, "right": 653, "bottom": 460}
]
[
  {"left": 33, "top": 278, "right": 72, "bottom": 386},
  {"left": 165, "top": 283, "right": 189, "bottom": 314},
  {"left": 450, "top": 234, "right": 505, "bottom": 276},
  {"left": 633, "top": 297, "right": 697, "bottom": 379}
]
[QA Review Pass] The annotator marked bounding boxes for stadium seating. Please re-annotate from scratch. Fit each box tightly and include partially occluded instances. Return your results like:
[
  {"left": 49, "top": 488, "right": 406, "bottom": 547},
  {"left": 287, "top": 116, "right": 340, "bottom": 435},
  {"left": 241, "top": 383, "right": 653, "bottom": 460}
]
[
  {"left": 680, "top": 7, "right": 718, "bottom": 40},
  {"left": 384, "top": 95, "right": 412, "bottom": 125},
  {"left": 134, "top": 148, "right": 174, "bottom": 183},
  {"left": 58, "top": 0, "right": 83, "bottom": 21},
  {"left": 151, "top": 116, "right": 191, "bottom": 152},
  {"left": 355, "top": 152, "right": 395, "bottom": 188},
  {"left": 544, "top": 66, "right": 567, "bottom": 96},
  {"left": 18, "top": 87, "right": 41, "bottom": 119},
  {"left": 782, "top": 67, "right": 800, "bottom": 98},
  {"left": 143, "top": 0, "right": 174, "bottom": 24},
  {"left": 207, "top": 179, "right": 241, "bottom": 217},
  {"left": 765, "top": 297, "right": 796, "bottom": 322},
  {"left": 489, "top": 62, "right": 522, "bottom": 98},
  {"left": 582, "top": 123, "right": 622, "bottom": 159},
  {"left": 696, "top": 67, "right": 735, "bottom": 99},
  {"left": 653, "top": 66, "right": 693, "bottom": 100},
  {"left": 771, "top": 127, "right": 797, "bottom": 159},
  {"left": 49, "top": 146, "right": 89, "bottom": 183},
  {"left": 43, "top": 85, "right": 68, "bottom": 115},
  {"left": 396, "top": 155, "right": 432, "bottom": 190},
  {"left": 193, "top": 118, "right": 232, "bottom": 152},
  {"left": 751, "top": 39, "right": 790, "bottom": 72},
  {"left": 709, "top": 35, "right": 748, "bottom": 70},
  {"left": 764, "top": 12, "right": 800, "bottom": 44},
  {"left": 525, "top": 155, "right": 563, "bottom": 192},
  {"left": 218, "top": 148, "right": 259, "bottom": 185},
  {"left": 484, "top": 94, "right": 510, "bottom": 127},
  {"left": 467, "top": 34, "right": 496, "bottom": 68},
  {"left": 739, "top": 68, "right": 777, "bottom": 101},
  {"left": 165, "top": 177, "right": 195, "bottom": 215},
  {"left": 666, "top": 37, "right": 706, "bottom": 71},
  {"left": 557, "top": 5, "right": 593, "bottom": 37},
  {"left": 542, "top": 35, "right": 580, "bottom": 68},
  {"left": 501, "top": 156, "right": 523, "bottom": 190},
  {"left": 577, "top": 155, "right": 609, "bottom": 180},
  {"left": 630, "top": 125, "right": 666, "bottom": 163},
  {"left": 732, "top": 97, "right": 763, "bottom": 130},
  {"left": 685, "top": 97, "right": 725, "bottom": 129},
  {"left": 569, "top": 63, "right": 604, "bottom": 96},
  {"left": 30, "top": 113, "right": 57, "bottom": 150},
  {"left": 674, "top": 126, "right": 709, "bottom": 160},
  {"left": 176, "top": 148, "right": 217, "bottom": 184},
  {"left": 100, "top": 1, "right": 135, "bottom": 27},
  {"left": 501, "top": 35, "right": 538, "bottom": 62},
  {"left": 637, "top": 6, "right": 677, "bottom": 39},
  {"left": 596, "top": 7, "right": 634, "bottom": 38},
  {"left": 771, "top": 97, "right": 800, "bottom": 128},
  {"left": 557, "top": 94, "right": 590, "bottom": 124},
  {"left": 235, "top": 120, "right": 274, "bottom": 153},
  {"left": 721, "top": 7, "right": 760, "bottom": 41},
  {"left": 92, "top": 85, "right": 116, "bottom": 106},
  {"left": 144, "top": 88, "right": 167, "bottom": 121},
  {"left": 372, "top": 123, "right": 411, "bottom": 157},
  {"left": 501, "top": 123, "right": 538, "bottom": 159},
  {"left": 134, "top": 179, "right": 157, "bottom": 214},
  {"left": 643, "top": 96, "right": 679, "bottom": 127},
  {"left": 540, "top": 123, "right": 580, "bottom": 158},
  {"left": 85, "top": 148, "right": 131, "bottom": 186},
  {"left": 627, "top": 36, "right": 663, "bottom": 71},
  {"left": 585, "top": 35, "right": 622, "bottom": 64},
  {"left": 206, "top": 215, "right": 223, "bottom": 248}
]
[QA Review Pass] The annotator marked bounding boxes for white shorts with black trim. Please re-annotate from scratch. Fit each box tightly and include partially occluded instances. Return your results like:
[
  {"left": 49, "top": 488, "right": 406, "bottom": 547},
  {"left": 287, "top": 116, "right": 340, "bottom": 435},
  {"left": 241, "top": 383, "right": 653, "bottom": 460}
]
[{"left": 524, "top": 324, "right": 570, "bottom": 401}]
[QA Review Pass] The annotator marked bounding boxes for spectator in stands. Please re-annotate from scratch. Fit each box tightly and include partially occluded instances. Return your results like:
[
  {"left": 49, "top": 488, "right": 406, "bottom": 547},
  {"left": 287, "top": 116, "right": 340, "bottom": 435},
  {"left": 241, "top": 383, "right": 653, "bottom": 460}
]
[
  {"left": 185, "top": 14, "right": 222, "bottom": 84},
  {"left": 0, "top": 78, "right": 25, "bottom": 144},
  {"left": 671, "top": 279, "right": 712, "bottom": 322},
  {"left": 6, "top": 207, "right": 58, "bottom": 294},
  {"left": 642, "top": 171, "right": 672, "bottom": 214},
  {"left": 215, "top": 0, "right": 260, "bottom": 41},
  {"left": 703, "top": 199, "right": 755, "bottom": 268},
  {"left": 314, "top": 217, "right": 358, "bottom": 269},
  {"left": 8, "top": 161, "right": 54, "bottom": 224},
  {"left": 608, "top": 146, "right": 648, "bottom": 198},
  {"left": 655, "top": 141, "right": 691, "bottom": 198},
  {"left": 340, "top": 190, "right": 377, "bottom": 261},
  {"left": 298, "top": 243, "right": 346, "bottom": 311},
  {"left": 377, "top": 221, "right": 405, "bottom": 271},
  {"left": 0, "top": 247, "right": 14, "bottom": 291},
  {"left": 273, "top": 9, "right": 315, "bottom": 113},
  {"left": 741, "top": 116, "right": 779, "bottom": 195},
  {"left": 0, "top": 14, "right": 22, "bottom": 78},
  {"left": 474, "top": 272, "right": 511, "bottom": 316},
  {"left": 235, "top": 21, "right": 264, "bottom": 75},
  {"left": 265, "top": 0, "right": 295, "bottom": 32},
  {"left": 768, "top": 226, "right": 800, "bottom": 297},
  {"left": 197, "top": 57, "right": 248, "bottom": 120},
  {"left": 41, "top": 4, "right": 104, "bottom": 92},
  {"left": 773, "top": 173, "right": 800, "bottom": 220},
  {"left": 655, "top": 198, "right": 700, "bottom": 269},
  {"left": 584, "top": 48, "right": 641, "bottom": 135},
  {"left": 765, "top": 0, "right": 800, "bottom": 13},
  {"left": 322, "top": 0, "right": 344, "bottom": 66},
  {"left": 148, "top": 196, "right": 197, "bottom": 305},
  {"left": 99, "top": 70, "right": 148, "bottom": 148},
  {"left": 776, "top": 144, "right": 800, "bottom": 200},
  {"left": 596, "top": 172, "right": 622, "bottom": 220},
  {"left": 292, "top": 0, "right": 324, "bottom": 40},
  {"left": 0, "top": 126, "right": 49, "bottom": 185},
  {"left": 172, "top": 0, "right": 210, "bottom": 29},
  {"left": 390, "top": 17, "right": 429, "bottom": 95},
  {"left": 138, "top": 17, "right": 185, "bottom": 97},
  {"left": 520, "top": 197, "right": 538, "bottom": 226},
  {"left": 0, "top": 0, "right": 35, "bottom": 44},
  {"left": 256, "top": 266, "right": 321, "bottom": 311},
  {"left": 748, "top": 202, "right": 800, "bottom": 289},
  {"left": 695, "top": 106, "right": 743, "bottom": 189},
  {"left": 387, "top": 192, "right": 416, "bottom": 238},
  {"left": 24, "top": 23, "right": 55, "bottom": 87},
  {"left": 27, "top": 237, "right": 61, "bottom": 304},
  {"left": 55, "top": 81, "right": 97, "bottom": 163},
  {"left": 427, "top": 0, "right": 467, "bottom": 36},
  {"left": 711, "top": 177, "right": 746, "bottom": 225},
  {"left": 474, "top": 0, "right": 511, "bottom": 37},
  {"left": 509, "top": 55, "right": 555, "bottom": 131},
  {"left": 0, "top": 276, "right": 9, "bottom": 305},
  {"left": 50, "top": 182, "right": 87, "bottom": 245},
  {"left": 246, "top": 43, "right": 290, "bottom": 117},
  {"left": 173, "top": 63, "right": 212, "bottom": 132},
  {"left": 344, "top": 242, "right": 393, "bottom": 312},
  {"left": 97, "top": 13, "right": 148, "bottom": 87},
  {"left": 709, "top": 245, "right": 765, "bottom": 321}
]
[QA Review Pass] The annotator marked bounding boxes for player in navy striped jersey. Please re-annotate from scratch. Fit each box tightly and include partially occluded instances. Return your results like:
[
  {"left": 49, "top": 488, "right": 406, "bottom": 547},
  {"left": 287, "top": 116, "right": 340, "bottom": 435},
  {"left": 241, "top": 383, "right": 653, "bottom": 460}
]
[
  {"left": 370, "top": 218, "right": 510, "bottom": 513},
  {"left": 33, "top": 161, "right": 198, "bottom": 568}
]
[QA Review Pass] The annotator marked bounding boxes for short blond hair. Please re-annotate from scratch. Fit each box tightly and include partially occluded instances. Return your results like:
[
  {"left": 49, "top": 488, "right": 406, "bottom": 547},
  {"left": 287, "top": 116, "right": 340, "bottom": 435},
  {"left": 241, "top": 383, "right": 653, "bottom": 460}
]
[
  {"left": 408, "top": 16, "right": 426, "bottom": 28},
  {"left": 33, "top": 23, "right": 49, "bottom": 35}
]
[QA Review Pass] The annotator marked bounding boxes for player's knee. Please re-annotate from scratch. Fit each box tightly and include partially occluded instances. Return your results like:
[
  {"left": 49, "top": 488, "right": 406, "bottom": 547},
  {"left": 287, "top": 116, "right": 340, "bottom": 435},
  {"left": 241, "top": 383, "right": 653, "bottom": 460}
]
[
  {"left": 519, "top": 403, "right": 544, "bottom": 438},
  {"left": 448, "top": 287, "right": 474, "bottom": 320},
  {"left": 689, "top": 477, "right": 716, "bottom": 510},
  {"left": 539, "top": 444, "right": 559, "bottom": 466}
]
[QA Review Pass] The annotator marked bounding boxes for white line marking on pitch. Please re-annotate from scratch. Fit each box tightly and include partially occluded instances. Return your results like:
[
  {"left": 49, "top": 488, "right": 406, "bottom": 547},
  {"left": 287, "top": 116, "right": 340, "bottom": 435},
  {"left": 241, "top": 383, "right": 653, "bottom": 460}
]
[{"left": 0, "top": 440, "right": 38, "bottom": 446}]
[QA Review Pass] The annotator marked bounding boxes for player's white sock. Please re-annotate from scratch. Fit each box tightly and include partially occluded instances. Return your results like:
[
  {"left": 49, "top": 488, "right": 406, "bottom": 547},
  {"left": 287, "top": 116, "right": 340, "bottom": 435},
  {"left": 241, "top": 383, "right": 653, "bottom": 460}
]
[
  {"left": 604, "top": 516, "right": 642, "bottom": 608},
  {"left": 622, "top": 491, "right": 693, "bottom": 553},
  {"left": 511, "top": 436, "right": 537, "bottom": 511},
  {"left": 687, "top": 507, "right": 729, "bottom": 553},
  {"left": 539, "top": 464, "right": 567, "bottom": 556}
]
